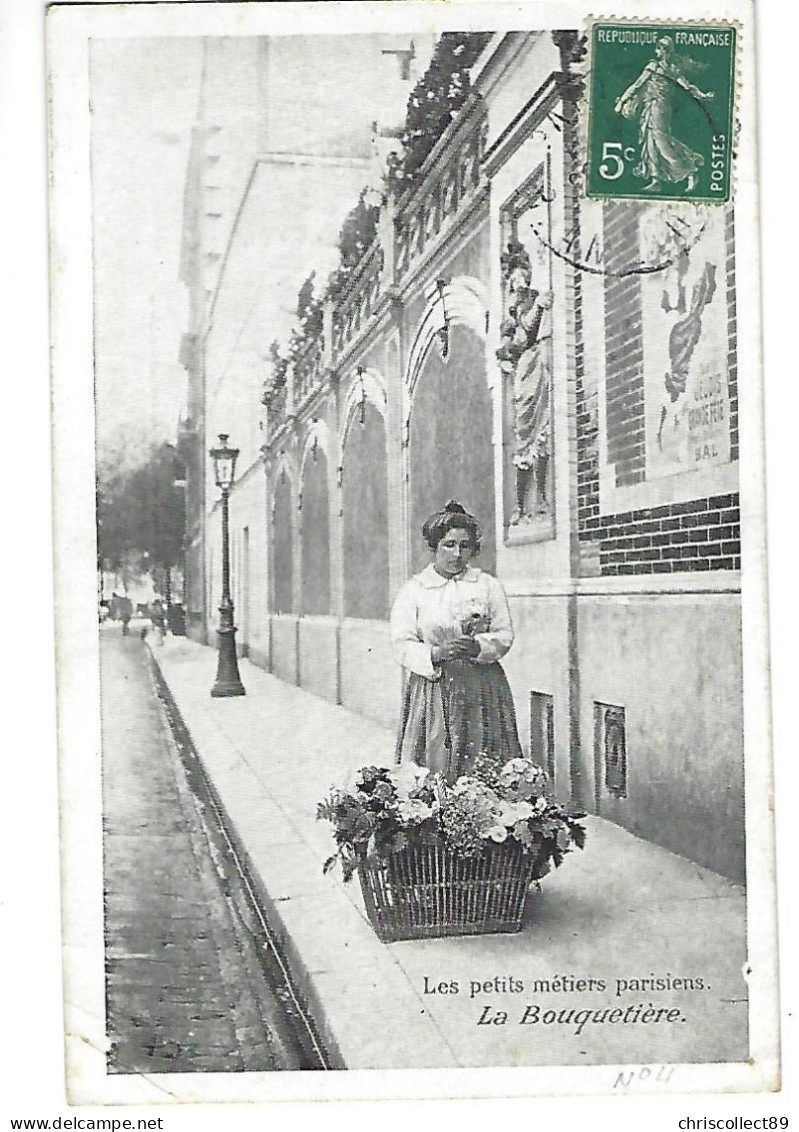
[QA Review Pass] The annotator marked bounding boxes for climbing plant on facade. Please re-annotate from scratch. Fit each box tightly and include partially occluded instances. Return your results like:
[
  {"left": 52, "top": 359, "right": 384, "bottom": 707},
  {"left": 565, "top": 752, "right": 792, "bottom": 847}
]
[
  {"left": 385, "top": 31, "right": 492, "bottom": 199},
  {"left": 327, "top": 190, "right": 381, "bottom": 301},
  {"left": 263, "top": 339, "right": 288, "bottom": 401}
]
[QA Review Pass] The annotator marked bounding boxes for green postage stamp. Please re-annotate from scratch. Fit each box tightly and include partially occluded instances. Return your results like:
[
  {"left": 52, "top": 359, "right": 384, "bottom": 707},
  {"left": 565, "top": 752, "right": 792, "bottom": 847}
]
[{"left": 587, "top": 23, "right": 737, "bottom": 203}]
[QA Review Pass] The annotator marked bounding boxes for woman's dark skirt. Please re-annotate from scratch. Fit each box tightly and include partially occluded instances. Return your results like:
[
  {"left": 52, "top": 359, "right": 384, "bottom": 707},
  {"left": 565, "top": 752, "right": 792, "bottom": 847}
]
[{"left": 395, "top": 659, "right": 523, "bottom": 782}]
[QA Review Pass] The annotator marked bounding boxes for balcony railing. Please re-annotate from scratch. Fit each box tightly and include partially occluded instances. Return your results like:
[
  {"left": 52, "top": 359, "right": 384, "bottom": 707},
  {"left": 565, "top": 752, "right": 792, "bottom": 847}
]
[
  {"left": 394, "top": 102, "right": 487, "bottom": 281},
  {"left": 292, "top": 331, "right": 325, "bottom": 407},
  {"left": 264, "top": 381, "right": 288, "bottom": 441},
  {"left": 324, "top": 99, "right": 488, "bottom": 368},
  {"left": 331, "top": 241, "right": 384, "bottom": 360}
]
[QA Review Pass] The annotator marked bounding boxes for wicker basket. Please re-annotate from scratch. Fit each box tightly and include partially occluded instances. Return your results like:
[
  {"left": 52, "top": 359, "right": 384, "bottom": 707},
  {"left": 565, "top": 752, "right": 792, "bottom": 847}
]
[{"left": 357, "top": 839, "right": 543, "bottom": 942}]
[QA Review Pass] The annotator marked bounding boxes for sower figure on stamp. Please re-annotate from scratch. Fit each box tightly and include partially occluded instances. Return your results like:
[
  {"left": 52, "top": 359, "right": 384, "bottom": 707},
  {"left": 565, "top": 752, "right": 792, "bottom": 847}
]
[
  {"left": 496, "top": 239, "right": 553, "bottom": 524},
  {"left": 614, "top": 36, "right": 715, "bottom": 194}
]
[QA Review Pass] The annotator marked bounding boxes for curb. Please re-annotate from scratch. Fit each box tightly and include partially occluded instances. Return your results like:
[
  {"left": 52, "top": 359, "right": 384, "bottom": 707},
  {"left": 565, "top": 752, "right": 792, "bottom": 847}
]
[{"left": 146, "top": 642, "right": 347, "bottom": 1071}]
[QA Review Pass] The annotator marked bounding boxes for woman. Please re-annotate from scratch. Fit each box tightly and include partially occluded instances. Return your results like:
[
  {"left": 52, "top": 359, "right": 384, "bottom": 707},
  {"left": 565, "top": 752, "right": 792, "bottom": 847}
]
[
  {"left": 390, "top": 501, "right": 523, "bottom": 782},
  {"left": 614, "top": 36, "right": 714, "bottom": 193}
]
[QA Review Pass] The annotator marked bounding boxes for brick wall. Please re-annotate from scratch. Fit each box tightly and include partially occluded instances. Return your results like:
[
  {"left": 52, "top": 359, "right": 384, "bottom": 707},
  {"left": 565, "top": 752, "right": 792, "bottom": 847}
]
[
  {"left": 575, "top": 205, "right": 739, "bottom": 577},
  {"left": 591, "top": 492, "right": 740, "bottom": 575},
  {"left": 603, "top": 202, "right": 645, "bottom": 488},
  {"left": 570, "top": 168, "right": 601, "bottom": 576}
]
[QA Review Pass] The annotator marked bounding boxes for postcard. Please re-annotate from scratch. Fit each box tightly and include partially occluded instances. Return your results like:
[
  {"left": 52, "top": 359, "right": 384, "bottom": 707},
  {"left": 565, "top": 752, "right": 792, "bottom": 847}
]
[{"left": 47, "top": 0, "right": 778, "bottom": 1105}]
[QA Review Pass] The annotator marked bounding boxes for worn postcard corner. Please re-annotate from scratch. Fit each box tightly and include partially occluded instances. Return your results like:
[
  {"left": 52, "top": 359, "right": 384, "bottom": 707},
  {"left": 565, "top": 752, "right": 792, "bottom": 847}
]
[{"left": 47, "top": 0, "right": 778, "bottom": 1106}]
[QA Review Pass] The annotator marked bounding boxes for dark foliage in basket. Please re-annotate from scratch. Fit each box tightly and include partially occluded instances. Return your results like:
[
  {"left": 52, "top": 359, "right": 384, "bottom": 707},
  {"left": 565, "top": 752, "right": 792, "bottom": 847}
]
[{"left": 317, "top": 758, "right": 586, "bottom": 883}]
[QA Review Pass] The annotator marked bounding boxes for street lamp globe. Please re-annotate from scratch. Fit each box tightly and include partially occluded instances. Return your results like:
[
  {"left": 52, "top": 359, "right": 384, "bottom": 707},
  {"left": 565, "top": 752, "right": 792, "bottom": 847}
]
[{"left": 210, "top": 434, "right": 239, "bottom": 491}]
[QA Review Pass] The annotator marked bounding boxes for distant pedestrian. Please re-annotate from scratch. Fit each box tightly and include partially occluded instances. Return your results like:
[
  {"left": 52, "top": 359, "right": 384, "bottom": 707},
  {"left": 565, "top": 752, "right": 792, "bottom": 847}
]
[
  {"left": 119, "top": 594, "right": 132, "bottom": 636},
  {"left": 150, "top": 598, "right": 166, "bottom": 645}
]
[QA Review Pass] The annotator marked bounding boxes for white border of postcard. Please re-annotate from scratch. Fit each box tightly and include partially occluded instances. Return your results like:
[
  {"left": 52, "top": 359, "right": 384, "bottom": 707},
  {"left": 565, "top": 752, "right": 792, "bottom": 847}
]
[{"left": 47, "top": 0, "right": 778, "bottom": 1105}]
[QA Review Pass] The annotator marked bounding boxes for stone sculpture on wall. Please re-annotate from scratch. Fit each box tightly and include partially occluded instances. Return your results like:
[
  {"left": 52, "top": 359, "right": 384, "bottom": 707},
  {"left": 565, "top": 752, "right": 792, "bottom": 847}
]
[{"left": 497, "top": 238, "right": 553, "bottom": 526}]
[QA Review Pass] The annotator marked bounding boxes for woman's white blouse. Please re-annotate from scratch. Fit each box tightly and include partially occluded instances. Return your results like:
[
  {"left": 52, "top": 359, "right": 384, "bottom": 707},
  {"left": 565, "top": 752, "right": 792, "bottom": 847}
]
[{"left": 390, "top": 565, "right": 515, "bottom": 680}]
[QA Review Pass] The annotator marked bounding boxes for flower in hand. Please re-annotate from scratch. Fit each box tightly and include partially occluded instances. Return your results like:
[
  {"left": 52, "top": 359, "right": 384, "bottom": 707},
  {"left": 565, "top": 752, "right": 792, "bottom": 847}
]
[
  {"left": 432, "top": 638, "right": 480, "bottom": 663},
  {"left": 461, "top": 610, "right": 491, "bottom": 637}
]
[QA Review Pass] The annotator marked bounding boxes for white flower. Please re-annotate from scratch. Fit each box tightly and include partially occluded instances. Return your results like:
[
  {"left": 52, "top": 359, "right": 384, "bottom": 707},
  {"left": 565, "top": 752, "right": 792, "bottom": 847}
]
[
  {"left": 391, "top": 763, "right": 428, "bottom": 792},
  {"left": 488, "top": 825, "right": 508, "bottom": 842},
  {"left": 497, "top": 800, "right": 534, "bottom": 826},
  {"left": 498, "top": 757, "right": 548, "bottom": 801},
  {"left": 397, "top": 797, "right": 434, "bottom": 823},
  {"left": 536, "top": 796, "right": 549, "bottom": 812},
  {"left": 452, "top": 775, "right": 485, "bottom": 798},
  {"left": 462, "top": 598, "right": 490, "bottom": 618}
]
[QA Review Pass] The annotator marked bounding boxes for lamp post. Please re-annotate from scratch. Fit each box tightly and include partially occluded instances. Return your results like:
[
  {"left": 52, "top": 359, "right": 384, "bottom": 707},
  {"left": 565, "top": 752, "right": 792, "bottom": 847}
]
[{"left": 209, "top": 434, "right": 245, "bottom": 697}]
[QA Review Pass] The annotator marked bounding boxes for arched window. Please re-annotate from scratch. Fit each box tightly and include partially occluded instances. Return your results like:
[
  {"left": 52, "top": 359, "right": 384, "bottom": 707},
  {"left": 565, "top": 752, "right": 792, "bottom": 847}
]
[
  {"left": 272, "top": 474, "right": 294, "bottom": 614},
  {"left": 342, "top": 401, "right": 389, "bottom": 619},
  {"left": 409, "top": 324, "right": 496, "bottom": 573},
  {"left": 300, "top": 449, "right": 331, "bottom": 615}
]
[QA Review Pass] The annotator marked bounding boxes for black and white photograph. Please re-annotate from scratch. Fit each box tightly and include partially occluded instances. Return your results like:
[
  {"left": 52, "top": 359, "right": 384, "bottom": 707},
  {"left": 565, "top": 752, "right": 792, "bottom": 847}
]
[{"left": 42, "top": 0, "right": 780, "bottom": 1107}]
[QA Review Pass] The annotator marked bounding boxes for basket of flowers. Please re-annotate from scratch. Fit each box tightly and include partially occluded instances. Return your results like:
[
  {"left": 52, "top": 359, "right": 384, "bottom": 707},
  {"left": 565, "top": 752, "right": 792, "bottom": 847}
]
[{"left": 317, "top": 757, "right": 586, "bottom": 942}]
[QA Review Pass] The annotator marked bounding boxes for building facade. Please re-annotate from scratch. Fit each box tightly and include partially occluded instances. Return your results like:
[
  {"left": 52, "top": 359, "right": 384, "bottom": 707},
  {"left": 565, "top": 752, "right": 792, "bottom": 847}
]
[{"left": 181, "top": 31, "right": 744, "bottom": 881}]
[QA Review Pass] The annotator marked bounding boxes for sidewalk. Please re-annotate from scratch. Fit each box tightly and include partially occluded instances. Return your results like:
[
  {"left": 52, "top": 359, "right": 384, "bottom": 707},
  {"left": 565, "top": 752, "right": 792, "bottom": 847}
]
[{"left": 148, "top": 635, "right": 748, "bottom": 1071}]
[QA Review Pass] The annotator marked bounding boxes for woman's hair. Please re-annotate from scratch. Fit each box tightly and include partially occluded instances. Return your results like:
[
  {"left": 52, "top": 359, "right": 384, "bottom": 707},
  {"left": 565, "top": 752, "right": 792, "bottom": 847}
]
[{"left": 422, "top": 500, "right": 482, "bottom": 552}]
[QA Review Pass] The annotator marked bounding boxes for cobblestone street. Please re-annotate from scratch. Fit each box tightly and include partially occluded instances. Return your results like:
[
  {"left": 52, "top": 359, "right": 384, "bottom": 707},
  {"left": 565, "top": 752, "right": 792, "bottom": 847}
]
[{"left": 100, "top": 627, "right": 326, "bottom": 1074}]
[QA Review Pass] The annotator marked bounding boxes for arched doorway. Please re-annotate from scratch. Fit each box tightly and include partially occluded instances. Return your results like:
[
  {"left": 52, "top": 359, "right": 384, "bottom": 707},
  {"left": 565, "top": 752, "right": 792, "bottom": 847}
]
[
  {"left": 342, "top": 401, "right": 389, "bottom": 619},
  {"left": 272, "top": 474, "right": 294, "bottom": 614},
  {"left": 408, "top": 323, "right": 496, "bottom": 574},
  {"left": 300, "top": 450, "right": 331, "bottom": 615}
]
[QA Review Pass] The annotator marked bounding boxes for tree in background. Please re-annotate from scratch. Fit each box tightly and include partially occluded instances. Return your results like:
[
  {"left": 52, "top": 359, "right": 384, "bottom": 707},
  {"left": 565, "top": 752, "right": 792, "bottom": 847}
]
[{"left": 97, "top": 442, "right": 186, "bottom": 606}]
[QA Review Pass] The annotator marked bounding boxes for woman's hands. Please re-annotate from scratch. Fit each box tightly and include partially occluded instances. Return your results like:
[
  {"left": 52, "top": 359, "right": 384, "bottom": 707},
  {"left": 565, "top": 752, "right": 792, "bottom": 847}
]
[
  {"left": 432, "top": 637, "right": 481, "bottom": 664},
  {"left": 462, "top": 614, "right": 491, "bottom": 636}
]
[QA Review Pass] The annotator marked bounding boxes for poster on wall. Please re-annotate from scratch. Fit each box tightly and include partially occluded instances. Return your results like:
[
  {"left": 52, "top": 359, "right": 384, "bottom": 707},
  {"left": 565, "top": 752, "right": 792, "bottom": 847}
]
[
  {"left": 641, "top": 204, "right": 733, "bottom": 480},
  {"left": 47, "top": 0, "right": 779, "bottom": 1113}
]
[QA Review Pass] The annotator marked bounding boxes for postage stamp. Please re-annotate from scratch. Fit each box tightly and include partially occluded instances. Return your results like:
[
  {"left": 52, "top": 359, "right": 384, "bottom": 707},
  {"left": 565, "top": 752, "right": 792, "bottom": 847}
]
[{"left": 587, "top": 22, "right": 737, "bottom": 203}]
